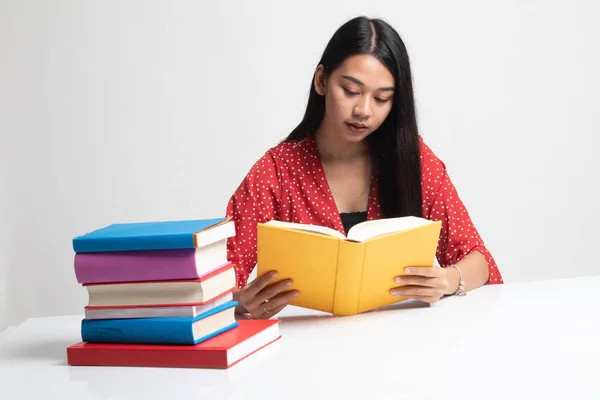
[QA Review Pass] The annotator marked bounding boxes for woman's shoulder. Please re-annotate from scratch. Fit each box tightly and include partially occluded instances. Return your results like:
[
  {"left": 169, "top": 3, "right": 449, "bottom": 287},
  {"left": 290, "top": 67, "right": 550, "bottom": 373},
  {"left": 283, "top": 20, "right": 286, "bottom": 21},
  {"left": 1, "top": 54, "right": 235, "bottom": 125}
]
[
  {"left": 418, "top": 135, "right": 447, "bottom": 171},
  {"left": 268, "top": 137, "right": 314, "bottom": 157},
  {"left": 242, "top": 137, "right": 316, "bottom": 181},
  {"left": 259, "top": 137, "right": 316, "bottom": 166}
]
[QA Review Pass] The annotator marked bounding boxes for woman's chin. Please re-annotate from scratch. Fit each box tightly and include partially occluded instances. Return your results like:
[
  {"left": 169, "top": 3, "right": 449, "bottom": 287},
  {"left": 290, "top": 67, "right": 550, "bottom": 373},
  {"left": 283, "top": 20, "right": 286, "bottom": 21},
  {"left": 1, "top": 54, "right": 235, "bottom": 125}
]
[{"left": 341, "top": 128, "right": 371, "bottom": 142}]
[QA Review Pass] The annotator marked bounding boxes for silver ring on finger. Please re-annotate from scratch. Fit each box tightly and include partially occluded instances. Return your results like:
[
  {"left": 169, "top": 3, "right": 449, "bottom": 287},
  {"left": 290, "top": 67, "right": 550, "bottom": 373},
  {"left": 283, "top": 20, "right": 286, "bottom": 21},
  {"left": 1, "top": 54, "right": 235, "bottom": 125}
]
[{"left": 261, "top": 300, "right": 270, "bottom": 314}]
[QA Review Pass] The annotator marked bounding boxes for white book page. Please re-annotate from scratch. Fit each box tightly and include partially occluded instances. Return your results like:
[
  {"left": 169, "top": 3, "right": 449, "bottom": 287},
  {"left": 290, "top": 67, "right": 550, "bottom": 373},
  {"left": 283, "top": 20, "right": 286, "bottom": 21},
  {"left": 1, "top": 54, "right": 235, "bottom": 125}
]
[
  {"left": 346, "top": 216, "right": 435, "bottom": 242},
  {"left": 263, "top": 220, "right": 346, "bottom": 240},
  {"left": 194, "top": 220, "right": 236, "bottom": 247}
]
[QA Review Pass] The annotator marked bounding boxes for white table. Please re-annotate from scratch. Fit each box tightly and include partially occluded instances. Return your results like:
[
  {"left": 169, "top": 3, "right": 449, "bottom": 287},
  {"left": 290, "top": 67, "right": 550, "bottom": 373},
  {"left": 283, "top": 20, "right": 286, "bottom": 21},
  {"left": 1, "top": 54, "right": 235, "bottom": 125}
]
[{"left": 1, "top": 276, "right": 599, "bottom": 400}]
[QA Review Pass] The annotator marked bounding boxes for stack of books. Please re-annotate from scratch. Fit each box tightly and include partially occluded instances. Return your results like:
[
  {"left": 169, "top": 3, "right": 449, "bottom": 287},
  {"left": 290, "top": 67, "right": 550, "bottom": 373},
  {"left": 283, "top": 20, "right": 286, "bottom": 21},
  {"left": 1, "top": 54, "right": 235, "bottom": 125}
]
[{"left": 66, "top": 217, "right": 281, "bottom": 369}]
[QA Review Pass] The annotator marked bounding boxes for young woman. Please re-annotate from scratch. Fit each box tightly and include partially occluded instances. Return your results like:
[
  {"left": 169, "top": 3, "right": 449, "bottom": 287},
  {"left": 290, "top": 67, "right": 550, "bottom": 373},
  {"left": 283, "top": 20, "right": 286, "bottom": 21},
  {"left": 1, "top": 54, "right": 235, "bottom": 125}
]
[{"left": 226, "top": 16, "right": 503, "bottom": 319}]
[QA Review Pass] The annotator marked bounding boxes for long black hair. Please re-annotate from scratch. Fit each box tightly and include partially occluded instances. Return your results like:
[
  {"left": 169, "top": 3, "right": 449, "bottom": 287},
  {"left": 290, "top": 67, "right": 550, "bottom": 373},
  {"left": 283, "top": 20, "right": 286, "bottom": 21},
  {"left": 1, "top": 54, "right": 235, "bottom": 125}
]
[{"left": 284, "top": 16, "right": 422, "bottom": 218}]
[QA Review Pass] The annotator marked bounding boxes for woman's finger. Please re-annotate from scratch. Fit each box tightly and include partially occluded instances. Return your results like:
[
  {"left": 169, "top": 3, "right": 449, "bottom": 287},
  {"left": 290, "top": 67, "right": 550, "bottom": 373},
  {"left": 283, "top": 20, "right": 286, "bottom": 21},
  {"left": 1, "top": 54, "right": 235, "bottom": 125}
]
[
  {"left": 260, "top": 302, "right": 288, "bottom": 318},
  {"left": 253, "top": 279, "right": 293, "bottom": 306},
  {"left": 390, "top": 285, "right": 441, "bottom": 298},
  {"left": 400, "top": 294, "right": 443, "bottom": 304},
  {"left": 239, "top": 271, "right": 278, "bottom": 310},
  {"left": 394, "top": 275, "right": 437, "bottom": 287},
  {"left": 403, "top": 266, "right": 439, "bottom": 278},
  {"left": 260, "top": 290, "right": 300, "bottom": 314}
]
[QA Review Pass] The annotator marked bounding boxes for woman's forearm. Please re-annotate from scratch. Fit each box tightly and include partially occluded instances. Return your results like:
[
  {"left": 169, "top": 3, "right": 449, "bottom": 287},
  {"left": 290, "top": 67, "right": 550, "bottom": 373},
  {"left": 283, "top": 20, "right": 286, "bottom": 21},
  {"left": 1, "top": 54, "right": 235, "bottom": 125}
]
[{"left": 444, "top": 250, "right": 490, "bottom": 295}]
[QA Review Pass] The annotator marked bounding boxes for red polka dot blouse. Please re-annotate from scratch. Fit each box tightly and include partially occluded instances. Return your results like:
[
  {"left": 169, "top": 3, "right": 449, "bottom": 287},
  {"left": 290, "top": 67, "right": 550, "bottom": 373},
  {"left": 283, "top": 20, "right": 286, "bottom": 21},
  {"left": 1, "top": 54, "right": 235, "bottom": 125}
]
[{"left": 226, "top": 135, "right": 503, "bottom": 288}]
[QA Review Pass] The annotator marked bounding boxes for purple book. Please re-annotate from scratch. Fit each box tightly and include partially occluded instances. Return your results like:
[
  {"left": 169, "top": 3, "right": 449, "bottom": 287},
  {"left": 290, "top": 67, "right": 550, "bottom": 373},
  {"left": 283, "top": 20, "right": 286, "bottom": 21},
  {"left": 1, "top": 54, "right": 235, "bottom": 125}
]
[{"left": 74, "top": 239, "right": 229, "bottom": 284}]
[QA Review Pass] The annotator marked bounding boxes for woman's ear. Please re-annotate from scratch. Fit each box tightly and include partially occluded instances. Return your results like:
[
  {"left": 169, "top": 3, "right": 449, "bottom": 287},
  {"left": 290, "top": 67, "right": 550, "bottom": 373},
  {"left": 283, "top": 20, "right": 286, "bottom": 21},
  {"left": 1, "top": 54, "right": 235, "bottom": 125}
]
[{"left": 313, "top": 65, "right": 327, "bottom": 96}]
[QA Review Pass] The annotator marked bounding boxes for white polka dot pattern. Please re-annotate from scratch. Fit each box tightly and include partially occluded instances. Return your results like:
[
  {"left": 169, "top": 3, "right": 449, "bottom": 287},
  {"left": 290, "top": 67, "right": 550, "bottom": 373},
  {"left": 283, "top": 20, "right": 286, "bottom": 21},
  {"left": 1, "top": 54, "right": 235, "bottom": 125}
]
[{"left": 226, "top": 136, "right": 503, "bottom": 288}]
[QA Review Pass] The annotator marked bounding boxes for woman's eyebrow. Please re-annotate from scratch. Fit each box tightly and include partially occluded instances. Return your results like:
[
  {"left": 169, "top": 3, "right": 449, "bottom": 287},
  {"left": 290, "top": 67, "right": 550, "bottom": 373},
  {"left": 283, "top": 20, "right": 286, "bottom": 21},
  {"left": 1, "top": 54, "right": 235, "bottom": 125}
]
[{"left": 341, "top": 75, "right": 394, "bottom": 91}]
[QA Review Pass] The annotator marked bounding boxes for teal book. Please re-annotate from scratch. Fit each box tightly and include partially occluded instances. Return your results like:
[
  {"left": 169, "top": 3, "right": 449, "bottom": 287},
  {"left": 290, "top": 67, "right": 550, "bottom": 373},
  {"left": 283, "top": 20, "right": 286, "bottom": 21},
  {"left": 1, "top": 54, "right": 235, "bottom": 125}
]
[{"left": 72, "top": 217, "right": 235, "bottom": 253}]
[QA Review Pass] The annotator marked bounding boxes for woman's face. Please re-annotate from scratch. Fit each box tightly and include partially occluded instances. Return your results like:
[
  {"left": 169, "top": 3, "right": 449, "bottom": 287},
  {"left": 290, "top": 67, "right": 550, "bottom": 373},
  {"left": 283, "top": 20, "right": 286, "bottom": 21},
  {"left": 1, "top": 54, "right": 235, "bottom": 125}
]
[{"left": 315, "top": 54, "right": 395, "bottom": 144}]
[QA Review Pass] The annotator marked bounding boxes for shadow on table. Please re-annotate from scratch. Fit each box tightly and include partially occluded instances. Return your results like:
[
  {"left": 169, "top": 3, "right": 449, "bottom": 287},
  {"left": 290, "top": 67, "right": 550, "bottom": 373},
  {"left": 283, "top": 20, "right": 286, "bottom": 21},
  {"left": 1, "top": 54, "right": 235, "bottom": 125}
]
[{"left": 260, "top": 299, "right": 432, "bottom": 328}]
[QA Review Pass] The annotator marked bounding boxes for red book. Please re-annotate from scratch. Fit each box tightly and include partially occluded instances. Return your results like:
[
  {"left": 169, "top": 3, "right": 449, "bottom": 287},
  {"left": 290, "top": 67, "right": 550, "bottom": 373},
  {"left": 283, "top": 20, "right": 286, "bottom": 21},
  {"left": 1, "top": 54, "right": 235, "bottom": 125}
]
[{"left": 66, "top": 319, "right": 280, "bottom": 369}]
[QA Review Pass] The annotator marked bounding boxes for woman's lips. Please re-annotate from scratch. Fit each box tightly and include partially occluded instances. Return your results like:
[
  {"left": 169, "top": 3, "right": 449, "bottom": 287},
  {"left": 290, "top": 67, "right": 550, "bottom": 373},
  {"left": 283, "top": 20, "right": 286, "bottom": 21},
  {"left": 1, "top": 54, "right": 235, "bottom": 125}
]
[{"left": 345, "top": 122, "right": 368, "bottom": 134}]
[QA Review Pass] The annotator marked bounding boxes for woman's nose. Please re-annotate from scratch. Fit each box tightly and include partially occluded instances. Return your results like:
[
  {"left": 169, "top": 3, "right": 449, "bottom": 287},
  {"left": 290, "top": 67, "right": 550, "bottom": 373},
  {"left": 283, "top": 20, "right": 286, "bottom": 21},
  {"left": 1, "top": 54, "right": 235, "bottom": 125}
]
[{"left": 353, "top": 97, "right": 372, "bottom": 120}]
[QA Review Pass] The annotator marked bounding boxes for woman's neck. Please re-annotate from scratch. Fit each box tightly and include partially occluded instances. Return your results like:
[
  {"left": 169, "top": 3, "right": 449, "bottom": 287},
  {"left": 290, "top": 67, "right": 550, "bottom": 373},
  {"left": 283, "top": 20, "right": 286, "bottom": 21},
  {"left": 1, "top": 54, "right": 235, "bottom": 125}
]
[{"left": 314, "top": 128, "right": 368, "bottom": 163}]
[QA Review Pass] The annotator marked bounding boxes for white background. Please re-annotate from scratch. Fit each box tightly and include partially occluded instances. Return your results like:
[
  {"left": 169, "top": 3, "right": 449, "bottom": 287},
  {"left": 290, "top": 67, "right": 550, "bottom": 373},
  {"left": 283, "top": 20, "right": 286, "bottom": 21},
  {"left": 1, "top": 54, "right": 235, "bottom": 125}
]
[{"left": 1, "top": 0, "right": 599, "bottom": 330}]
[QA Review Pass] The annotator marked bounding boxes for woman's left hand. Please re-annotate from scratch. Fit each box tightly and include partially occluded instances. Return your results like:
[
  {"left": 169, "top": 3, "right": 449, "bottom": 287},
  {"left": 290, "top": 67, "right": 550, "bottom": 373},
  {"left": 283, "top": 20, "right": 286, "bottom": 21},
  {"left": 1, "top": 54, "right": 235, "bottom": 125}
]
[{"left": 390, "top": 267, "right": 455, "bottom": 304}]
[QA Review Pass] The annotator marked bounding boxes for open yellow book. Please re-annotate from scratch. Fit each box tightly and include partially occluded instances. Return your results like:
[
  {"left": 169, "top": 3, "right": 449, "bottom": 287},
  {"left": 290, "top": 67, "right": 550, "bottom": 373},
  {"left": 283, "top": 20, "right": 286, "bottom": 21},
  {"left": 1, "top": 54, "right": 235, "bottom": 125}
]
[{"left": 256, "top": 216, "right": 442, "bottom": 316}]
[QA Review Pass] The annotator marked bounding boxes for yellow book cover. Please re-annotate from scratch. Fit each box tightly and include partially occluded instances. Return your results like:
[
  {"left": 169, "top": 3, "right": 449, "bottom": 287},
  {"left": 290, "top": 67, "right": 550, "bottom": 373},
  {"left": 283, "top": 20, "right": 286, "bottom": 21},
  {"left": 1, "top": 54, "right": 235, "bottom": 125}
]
[{"left": 256, "top": 216, "right": 442, "bottom": 316}]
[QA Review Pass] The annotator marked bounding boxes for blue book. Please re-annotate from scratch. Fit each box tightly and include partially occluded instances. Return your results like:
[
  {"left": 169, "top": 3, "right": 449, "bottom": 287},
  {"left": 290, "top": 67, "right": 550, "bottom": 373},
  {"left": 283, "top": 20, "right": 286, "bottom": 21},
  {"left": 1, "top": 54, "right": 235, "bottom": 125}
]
[
  {"left": 81, "top": 300, "right": 238, "bottom": 345},
  {"left": 72, "top": 217, "right": 234, "bottom": 253}
]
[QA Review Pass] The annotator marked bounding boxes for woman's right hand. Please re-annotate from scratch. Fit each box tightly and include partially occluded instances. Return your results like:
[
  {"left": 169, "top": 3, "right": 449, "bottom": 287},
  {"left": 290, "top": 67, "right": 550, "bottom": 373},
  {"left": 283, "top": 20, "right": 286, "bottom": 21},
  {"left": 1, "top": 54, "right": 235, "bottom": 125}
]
[{"left": 236, "top": 270, "right": 300, "bottom": 319}]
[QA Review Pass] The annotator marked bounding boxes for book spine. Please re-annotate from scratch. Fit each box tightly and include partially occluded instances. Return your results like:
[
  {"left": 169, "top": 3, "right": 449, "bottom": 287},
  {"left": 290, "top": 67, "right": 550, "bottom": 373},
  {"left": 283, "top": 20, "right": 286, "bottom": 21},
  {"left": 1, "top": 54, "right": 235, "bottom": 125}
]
[
  {"left": 74, "top": 249, "right": 199, "bottom": 284},
  {"left": 72, "top": 232, "right": 195, "bottom": 253},
  {"left": 332, "top": 241, "right": 366, "bottom": 316},
  {"left": 83, "top": 291, "right": 234, "bottom": 318},
  {"left": 193, "top": 322, "right": 239, "bottom": 344},
  {"left": 67, "top": 346, "right": 229, "bottom": 368}
]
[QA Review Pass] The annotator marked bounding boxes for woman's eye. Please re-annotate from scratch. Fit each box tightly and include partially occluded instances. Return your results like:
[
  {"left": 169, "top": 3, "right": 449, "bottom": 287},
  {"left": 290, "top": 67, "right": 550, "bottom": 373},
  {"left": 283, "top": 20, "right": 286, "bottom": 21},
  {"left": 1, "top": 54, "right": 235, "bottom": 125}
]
[
  {"left": 343, "top": 88, "right": 359, "bottom": 96},
  {"left": 375, "top": 97, "right": 390, "bottom": 103}
]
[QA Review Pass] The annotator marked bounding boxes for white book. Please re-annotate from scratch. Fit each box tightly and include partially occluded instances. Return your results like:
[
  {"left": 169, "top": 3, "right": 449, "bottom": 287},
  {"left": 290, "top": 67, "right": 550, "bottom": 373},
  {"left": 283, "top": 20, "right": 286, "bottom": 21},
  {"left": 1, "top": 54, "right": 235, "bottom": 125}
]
[{"left": 84, "top": 292, "right": 234, "bottom": 320}]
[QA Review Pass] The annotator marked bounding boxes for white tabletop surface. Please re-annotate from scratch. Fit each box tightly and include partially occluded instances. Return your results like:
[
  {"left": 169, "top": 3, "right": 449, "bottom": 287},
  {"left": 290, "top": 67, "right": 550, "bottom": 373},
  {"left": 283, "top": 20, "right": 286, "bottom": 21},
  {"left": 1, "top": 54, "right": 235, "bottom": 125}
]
[{"left": 1, "top": 275, "right": 599, "bottom": 400}]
